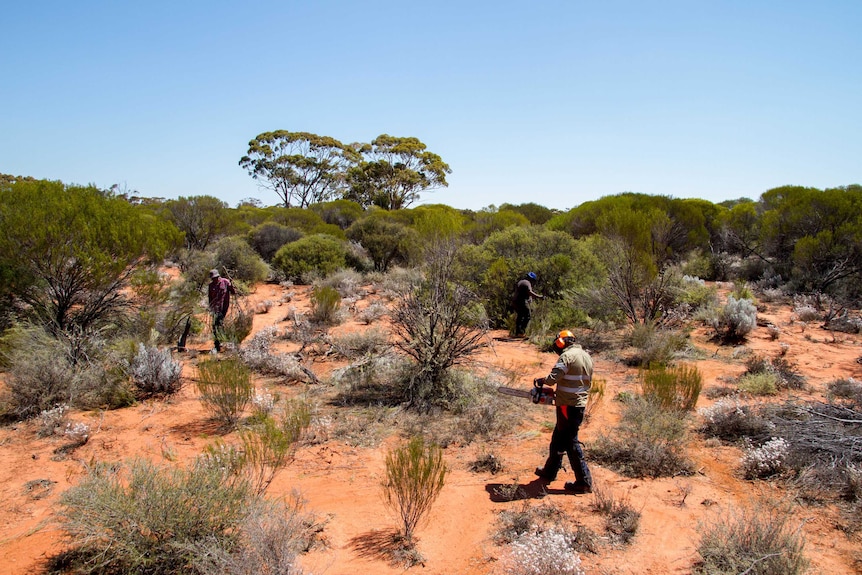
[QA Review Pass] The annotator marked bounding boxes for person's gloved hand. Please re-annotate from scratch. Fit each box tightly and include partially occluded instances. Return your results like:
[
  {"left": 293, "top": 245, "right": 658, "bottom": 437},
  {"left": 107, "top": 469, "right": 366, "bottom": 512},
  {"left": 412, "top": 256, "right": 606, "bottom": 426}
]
[{"left": 533, "top": 377, "right": 545, "bottom": 389}]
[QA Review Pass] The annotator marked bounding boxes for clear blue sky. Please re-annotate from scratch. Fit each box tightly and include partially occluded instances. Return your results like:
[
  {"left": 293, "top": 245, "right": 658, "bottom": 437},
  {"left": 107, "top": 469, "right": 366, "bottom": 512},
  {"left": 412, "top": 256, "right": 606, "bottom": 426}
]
[{"left": 2, "top": 1, "right": 860, "bottom": 211}]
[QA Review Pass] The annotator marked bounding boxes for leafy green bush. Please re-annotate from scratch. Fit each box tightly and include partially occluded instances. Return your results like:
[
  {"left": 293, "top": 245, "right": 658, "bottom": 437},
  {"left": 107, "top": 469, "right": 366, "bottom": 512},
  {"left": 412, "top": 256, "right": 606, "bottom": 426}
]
[
  {"left": 271, "top": 233, "right": 347, "bottom": 283},
  {"left": 640, "top": 363, "right": 702, "bottom": 411},
  {"left": 738, "top": 372, "right": 779, "bottom": 396},
  {"left": 310, "top": 285, "right": 342, "bottom": 324},
  {"left": 346, "top": 214, "right": 418, "bottom": 271},
  {"left": 246, "top": 222, "right": 303, "bottom": 261},
  {"left": 695, "top": 501, "right": 808, "bottom": 575},
  {"left": 212, "top": 236, "right": 269, "bottom": 284},
  {"left": 625, "top": 324, "right": 689, "bottom": 367},
  {"left": 56, "top": 458, "right": 253, "bottom": 575},
  {"left": 382, "top": 436, "right": 447, "bottom": 543},
  {"left": 234, "top": 399, "right": 311, "bottom": 494},
  {"left": 196, "top": 358, "right": 253, "bottom": 428}
]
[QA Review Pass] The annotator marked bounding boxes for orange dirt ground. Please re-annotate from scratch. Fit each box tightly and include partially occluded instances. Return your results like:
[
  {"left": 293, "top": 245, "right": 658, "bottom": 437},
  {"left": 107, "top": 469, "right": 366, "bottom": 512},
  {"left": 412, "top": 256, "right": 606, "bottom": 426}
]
[{"left": 2, "top": 281, "right": 861, "bottom": 575}]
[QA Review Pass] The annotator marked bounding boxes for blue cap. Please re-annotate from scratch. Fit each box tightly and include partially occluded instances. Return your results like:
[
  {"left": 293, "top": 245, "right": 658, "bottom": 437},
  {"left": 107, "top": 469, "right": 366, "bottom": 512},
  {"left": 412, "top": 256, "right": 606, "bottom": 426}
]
[{"left": 527, "top": 272, "right": 537, "bottom": 281}]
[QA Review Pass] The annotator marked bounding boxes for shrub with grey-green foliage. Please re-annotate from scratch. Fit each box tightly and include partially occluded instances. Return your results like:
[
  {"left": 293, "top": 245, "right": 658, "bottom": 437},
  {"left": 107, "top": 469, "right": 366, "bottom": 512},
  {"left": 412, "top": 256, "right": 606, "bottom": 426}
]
[
  {"left": 330, "top": 327, "right": 389, "bottom": 359},
  {"left": 500, "top": 528, "right": 585, "bottom": 575},
  {"left": 316, "top": 268, "right": 365, "bottom": 298},
  {"left": 195, "top": 496, "right": 320, "bottom": 575},
  {"left": 695, "top": 502, "right": 808, "bottom": 575},
  {"left": 130, "top": 343, "right": 182, "bottom": 397},
  {"left": 238, "top": 327, "right": 307, "bottom": 381},
  {"left": 1, "top": 325, "right": 132, "bottom": 419},
  {"left": 310, "top": 285, "right": 342, "bottom": 324},
  {"left": 247, "top": 222, "right": 303, "bottom": 261},
  {"left": 713, "top": 295, "right": 757, "bottom": 342},
  {"left": 212, "top": 236, "right": 270, "bottom": 284},
  {"left": 56, "top": 457, "right": 255, "bottom": 575},
  {"left": 357, "top": 301, "right": 389, "bottom": 324},
  {"left": 591, "top": 395, "right": 694, "bottom": 478},
  {"left": 698, "top": 398, "right": 773, "bottom": 442}
]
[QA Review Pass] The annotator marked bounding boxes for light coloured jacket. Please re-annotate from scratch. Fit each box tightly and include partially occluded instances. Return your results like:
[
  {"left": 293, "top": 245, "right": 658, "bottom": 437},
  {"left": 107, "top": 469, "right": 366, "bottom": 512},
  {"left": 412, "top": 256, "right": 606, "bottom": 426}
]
[{"left": 543, "top": 343, "right": 593, "bottom": 408}]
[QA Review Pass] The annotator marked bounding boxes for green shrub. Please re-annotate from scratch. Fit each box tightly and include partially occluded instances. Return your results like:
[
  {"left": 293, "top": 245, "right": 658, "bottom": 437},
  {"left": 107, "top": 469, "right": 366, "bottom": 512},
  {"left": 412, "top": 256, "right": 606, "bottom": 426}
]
[
  {"left": 640, "top": 363, "right": 702, "bottom": 411},
  {"left": 695, "top": 502, "right": 808, "bottom": 575},
  {"left": 56, "top": 458, "right": 253, "bottom": 575},
  {"left": 235, "top": 399, "right": 311, "bottom": 494},
  {"left": 212, "top": 236, "right": 269, "bottom": 284},
  {"left": 738, "top": 372, "right": 779, "bottom": 396},
  {"left": 626, "top": 323, "right": 688, "bottom": 367},
  {"left": 310, "top": 285, "right": 342, "bottom": 324},
  {"left": 196, "top": 358, "right": 253, "bottom": 428},
  {"left": 246, "top": 222, "right": 303, "bottom": 261},
  {"left": 271, "top": 233, "right": 347, "bottom": 283},
  {"left": 382, "top": 436, "right": 447, "bottom": 543}
]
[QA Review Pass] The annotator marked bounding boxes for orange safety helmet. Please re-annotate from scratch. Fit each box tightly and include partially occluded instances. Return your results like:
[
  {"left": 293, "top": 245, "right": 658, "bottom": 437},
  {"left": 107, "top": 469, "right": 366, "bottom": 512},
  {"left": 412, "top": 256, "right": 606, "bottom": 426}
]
[{"left": 553, "top": 330, "right": 575, "bottom": 352}]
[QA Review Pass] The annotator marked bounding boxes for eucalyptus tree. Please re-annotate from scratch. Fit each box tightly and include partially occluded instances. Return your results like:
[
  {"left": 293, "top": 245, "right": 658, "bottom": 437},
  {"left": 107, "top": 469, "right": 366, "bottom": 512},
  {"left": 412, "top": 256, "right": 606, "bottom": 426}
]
[
  {"left": 239, "top": 131, "right": 353, "bottom": 208},
  {"left": 346, "top": 134, "right": 451, "bottom": 210}
]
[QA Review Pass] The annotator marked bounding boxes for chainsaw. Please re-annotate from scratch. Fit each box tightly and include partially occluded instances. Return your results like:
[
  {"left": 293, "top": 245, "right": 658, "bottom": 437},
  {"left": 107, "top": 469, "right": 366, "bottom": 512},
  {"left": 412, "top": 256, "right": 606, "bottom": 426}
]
[{"left": 497, "top": 383, "right": 556, "bottom": 405}]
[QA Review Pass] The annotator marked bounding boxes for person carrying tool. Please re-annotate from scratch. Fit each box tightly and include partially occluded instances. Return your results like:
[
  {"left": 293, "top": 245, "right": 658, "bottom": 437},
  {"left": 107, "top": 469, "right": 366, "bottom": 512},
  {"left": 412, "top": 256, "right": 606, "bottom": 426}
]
[
  {"left": 207, "top": 268, "right": 235, "bottom": 353},
  {"left": 533, "top": 329, "right": 594, "bottom": 493},
  {"left": 511, "top": 271, "right": 544, "bottom": 337}
]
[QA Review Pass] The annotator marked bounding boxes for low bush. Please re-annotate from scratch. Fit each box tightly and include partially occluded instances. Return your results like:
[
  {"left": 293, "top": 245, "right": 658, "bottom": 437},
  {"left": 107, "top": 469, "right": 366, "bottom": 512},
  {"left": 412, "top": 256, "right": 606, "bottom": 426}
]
[
  {"left": 196, "top": 358, "right": 253, "bottom": 428},
  {"left": 129, "top": 343, "right": 182, "bottom": 397},
  {"left": 741, "top": 437, "right": 790, "bottom": 479},
  {"left": 625, "top": 324, "right": 688, "bottom": 367},
  {"left": 712, "top": 295, "right": 757, "bottom": 343},
  {"left": 1, "top": 325, "right": 132, "bottom": 419},
  {"left": 694, "top": 501, "right": 808, "bottom": 575},
  {"left": 698, "top": 398, "right": 773, "bottom": 442},
  {"left": 330, "top": 328, "right": 389, "bottom": 359},
  {"left": 357, "top": 301, "right": 389, "bottom": 324},
  {"left": 238, "top": 327, "right": 308, "bottom": 382},
  {"left": 500, "top": 528, "right": 585, "bottom": 575},
  {"left": 591, "top": 396, "right": 694, "bottom": 478},
  {"left": 590, "top": 487, "right": 641, "bottom": 545},
  {"left": 310, "top": 285, "right": 342, "bottom": 324},
  {"left": 55, "top": 458, "right": 253, "bottom": 575},
  {"left": 640, "top": 363, "right": 702, "bottom": 411},
  {"left": 738, "top": 372, "right": 779, "bottom": 396}
]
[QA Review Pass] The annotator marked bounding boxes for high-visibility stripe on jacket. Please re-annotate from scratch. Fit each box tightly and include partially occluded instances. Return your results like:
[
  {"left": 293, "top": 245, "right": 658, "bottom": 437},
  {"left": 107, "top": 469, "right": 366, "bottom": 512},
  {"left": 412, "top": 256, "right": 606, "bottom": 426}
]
[{"left": 544, "top": 344, "right": 593, "bottom": 408}]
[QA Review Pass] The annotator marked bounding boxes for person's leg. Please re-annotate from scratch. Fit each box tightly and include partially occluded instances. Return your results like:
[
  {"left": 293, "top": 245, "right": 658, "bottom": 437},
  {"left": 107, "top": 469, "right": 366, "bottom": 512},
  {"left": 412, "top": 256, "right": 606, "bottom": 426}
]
[
  {"left": 515, "top": 305, "right": 530, "bottom": 336},
  {"left": 563, "top": 407, "right": 592, "bottom": 489},
  {"left": 213, "top": 312, "right": 224, "bottom": 352},
  {"left": 536, "top": 407, "right": 566, "bottom": 480}
]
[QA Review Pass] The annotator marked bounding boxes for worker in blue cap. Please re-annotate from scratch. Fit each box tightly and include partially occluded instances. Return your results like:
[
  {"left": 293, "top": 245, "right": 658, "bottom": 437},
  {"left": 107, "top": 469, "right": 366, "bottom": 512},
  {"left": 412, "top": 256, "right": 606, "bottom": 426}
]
[{"left": 511, "top": 271, "right": 544, "bottom": 337}]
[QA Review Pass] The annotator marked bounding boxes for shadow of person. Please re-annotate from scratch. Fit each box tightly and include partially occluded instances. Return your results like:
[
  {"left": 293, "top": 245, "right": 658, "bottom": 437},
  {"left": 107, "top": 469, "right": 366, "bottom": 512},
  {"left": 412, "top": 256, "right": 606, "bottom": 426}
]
[{"left": 485, "top": 478, "right": 554, "bottom": 502}]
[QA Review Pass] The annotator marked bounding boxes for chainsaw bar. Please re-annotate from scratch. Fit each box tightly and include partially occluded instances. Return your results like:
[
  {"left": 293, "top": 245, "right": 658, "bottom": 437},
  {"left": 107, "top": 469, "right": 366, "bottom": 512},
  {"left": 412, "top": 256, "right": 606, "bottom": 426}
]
[{"left": 497, "top": 386, "right": 555, "bottom": 405}]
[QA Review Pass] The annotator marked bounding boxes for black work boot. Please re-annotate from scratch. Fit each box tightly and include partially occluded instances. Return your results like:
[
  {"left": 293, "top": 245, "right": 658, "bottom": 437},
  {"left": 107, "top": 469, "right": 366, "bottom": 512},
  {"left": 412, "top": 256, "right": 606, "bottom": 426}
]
[
  {"left": 564, "top": 481, "right": 593, "bottom": 494},
  {"left": 534, "top": 467, "right": 557, "bottom": 482}
]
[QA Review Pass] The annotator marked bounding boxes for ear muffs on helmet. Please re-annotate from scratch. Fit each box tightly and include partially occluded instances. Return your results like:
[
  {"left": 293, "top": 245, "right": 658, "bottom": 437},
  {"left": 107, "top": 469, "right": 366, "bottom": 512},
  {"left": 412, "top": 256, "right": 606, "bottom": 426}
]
[{"left": 554, "top": 330, "right": 575, "bottom": 352}]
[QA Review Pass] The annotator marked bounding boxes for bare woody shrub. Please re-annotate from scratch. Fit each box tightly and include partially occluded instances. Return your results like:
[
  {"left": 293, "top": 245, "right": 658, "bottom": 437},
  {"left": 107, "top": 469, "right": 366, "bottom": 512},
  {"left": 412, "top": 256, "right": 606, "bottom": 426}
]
[{"left": 391, "top": 242, "right": 488, "bottom": 410}]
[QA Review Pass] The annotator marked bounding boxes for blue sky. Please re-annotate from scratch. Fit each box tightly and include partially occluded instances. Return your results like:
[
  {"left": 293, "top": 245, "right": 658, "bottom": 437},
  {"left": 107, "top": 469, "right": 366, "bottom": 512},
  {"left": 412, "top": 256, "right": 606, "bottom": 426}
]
[{"left": 2, "top": 1, "right": 860, "bottom": 211}]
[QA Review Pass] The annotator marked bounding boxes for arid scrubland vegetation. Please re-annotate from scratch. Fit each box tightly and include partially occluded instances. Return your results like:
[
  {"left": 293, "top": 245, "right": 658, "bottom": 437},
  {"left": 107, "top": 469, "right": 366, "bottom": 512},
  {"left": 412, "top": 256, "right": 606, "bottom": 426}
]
[{"left": 2, "top": 170, "right": 862, "bottom": 574}]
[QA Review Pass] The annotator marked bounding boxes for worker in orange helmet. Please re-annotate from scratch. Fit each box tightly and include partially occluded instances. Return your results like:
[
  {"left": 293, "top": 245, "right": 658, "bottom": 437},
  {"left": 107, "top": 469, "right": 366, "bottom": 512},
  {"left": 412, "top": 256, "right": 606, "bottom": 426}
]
[{"left": 533, "top": 330, "right": 594, "bottom": 493}]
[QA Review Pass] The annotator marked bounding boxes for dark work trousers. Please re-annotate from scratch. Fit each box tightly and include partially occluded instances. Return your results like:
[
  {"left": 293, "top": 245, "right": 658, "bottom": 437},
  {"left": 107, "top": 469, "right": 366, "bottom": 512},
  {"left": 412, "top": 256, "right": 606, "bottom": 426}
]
[
  {"left": 212, "top": 311, "right": 226, "bottom": 351},
  {"left": 542, "top": 405, "right": 592, "bottom": 486},
  {"left": 514, "top": 303, "right": 531, "bottom": 336}
]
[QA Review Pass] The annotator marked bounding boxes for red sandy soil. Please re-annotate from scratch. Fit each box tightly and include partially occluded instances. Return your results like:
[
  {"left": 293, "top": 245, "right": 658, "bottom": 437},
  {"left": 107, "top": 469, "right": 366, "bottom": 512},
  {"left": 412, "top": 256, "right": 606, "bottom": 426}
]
[{"left": 2, "top": 282, "right": 862, "bottom": 575}]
